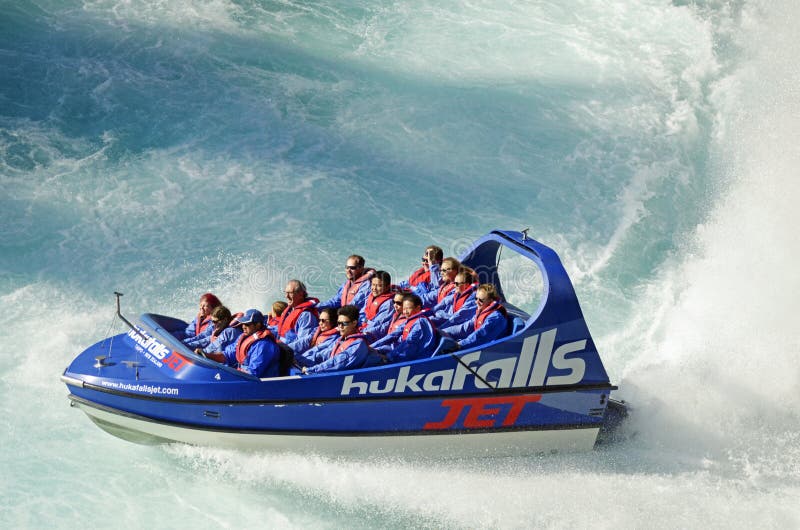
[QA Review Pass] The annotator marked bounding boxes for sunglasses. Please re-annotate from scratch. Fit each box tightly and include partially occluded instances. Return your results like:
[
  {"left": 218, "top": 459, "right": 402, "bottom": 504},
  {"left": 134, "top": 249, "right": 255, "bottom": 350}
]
[
  {"left": 476, "top": 297, "right": 489, "bottom": 304},
  {"left": 454, "top": 281, "right": 467, "bottom": 286},
  {"left": 441, "top": 268, "right": 453, "bottom": 273},
  {"left": 345, "top": 265, "right": 359, "bottom": 270},
  {"left": 337, "top": 320, "right": 353, "bottom": 327},
  {"left": 319, "top": 318, "right": 331, "bottom": 323},
  {"left": 393, "top": 301, "right": 403, "bottom": 305}
]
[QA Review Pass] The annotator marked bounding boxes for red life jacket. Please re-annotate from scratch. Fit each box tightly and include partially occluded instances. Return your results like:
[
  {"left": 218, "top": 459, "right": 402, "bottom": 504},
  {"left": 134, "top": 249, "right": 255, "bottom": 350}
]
[
  {"left": 453, "top": 284, "right": 477, "bottom": 312},
  {"left": 401, "top": 312, "right": 432, "bottom": 340},
  {"left": 363, "top": 291, "right": 394, "bottom": 321},
  {"left": 437, "top": 282, "right": 457, "bottom": 305},
  {"left": 311, "top": 327, "right": 339, "bottom": 348},
  {"left": 388, "top": 313, "right": 406, "bottom": 334},
  {"left": 408, "top": 266, "right": 430, "bottom": 287},
  {"left": 474, "top": 301, "right": 507, "bottom": 330},
  {"left": 329, "top": 333, "right": 368, "bottom": 358},
  {"left": 341, "top": 269, "right": 375, "bottom": 306},
  {"left": 196, "top": 316, "right": 212, "bottom": 336},
  {"left": 277, "top": 298, "right": 319, "bottom": 338},
  {"left": 234, "top": 328, "right": 275, "bottom": 365}
]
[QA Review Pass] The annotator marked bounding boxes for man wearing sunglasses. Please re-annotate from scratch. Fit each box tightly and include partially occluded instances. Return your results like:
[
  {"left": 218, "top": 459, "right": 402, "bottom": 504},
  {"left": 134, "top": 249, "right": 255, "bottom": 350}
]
[
  {"left": 296, "top": 305, "right": 370, "bottom": 374},
  {"left": 203, "top": 309, "right": 281, "bottom": 377},
  {"left": 397, "top": 245, "right": 444, "bottom": 294},
  {"left": 442, "top": 284, "right": 509, "bottom": 350},
  {"left": 318, "top": 254, "right": 375, "bottom": 311}
]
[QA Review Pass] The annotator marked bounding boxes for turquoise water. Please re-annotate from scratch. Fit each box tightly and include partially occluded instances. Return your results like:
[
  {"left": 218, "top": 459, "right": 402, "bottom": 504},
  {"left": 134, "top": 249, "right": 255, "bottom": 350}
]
[{"left": 2, "top": 0, "right": 798, "bottom": 527}]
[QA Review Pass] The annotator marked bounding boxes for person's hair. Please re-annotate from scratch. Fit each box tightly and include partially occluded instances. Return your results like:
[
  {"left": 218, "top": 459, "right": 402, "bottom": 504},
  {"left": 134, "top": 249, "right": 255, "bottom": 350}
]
[
  {"left": 402, "top": 293, "right": 423, "bottom": 307},
  {"left": 426, "top": 245, "right": 444, "bottom": 262},
  {"left": 200, "top": 292, "right": 222, "bottom": 308},
  {"left": 373, "top": 270, "right": 392, "bottom": 286},
  {"left": 347, "top": 255, "right": 365, "bottom": 268},
  {"left": 271, "top": 300, "right": 288, "bottom": 316},
  {"left": 287, "top": 279, "right": 307, "bottom": 296},
  {"left": 211, "top": 305, "right": 232, "bottom": 321},
  {"left": 458, "top": 267, "right": 476, "bottom": 284},
  {"left": 477, "top": 283, "right": 500, "bottom": 301},
  {"left": 338, "top": 305, "right": 359, "bottom": 323},
  {"left": 319, "top": 307, "right": 338, "bottom": 323},
  {"left": 441, "top": 257, "right": 460, "bottom": 271}
]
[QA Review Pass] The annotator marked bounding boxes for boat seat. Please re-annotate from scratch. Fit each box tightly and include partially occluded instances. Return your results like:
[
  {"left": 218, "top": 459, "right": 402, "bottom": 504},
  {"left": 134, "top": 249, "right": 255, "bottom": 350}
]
[
  {"left": 431, "top": 336, "right": 458, "bottom": 357},
  {"left": 510, "top": 316, "right": 526, "bottom": 335}
]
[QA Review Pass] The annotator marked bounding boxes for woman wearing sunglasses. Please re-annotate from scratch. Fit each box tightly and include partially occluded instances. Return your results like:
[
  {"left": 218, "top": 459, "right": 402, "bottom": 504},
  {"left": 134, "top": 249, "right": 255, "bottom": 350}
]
[
  {"left": 442, "top": 284, "right": 509, "bottom": 351},
  {"left": 296, "top": 305, "right": 370, "bottom": 374}
]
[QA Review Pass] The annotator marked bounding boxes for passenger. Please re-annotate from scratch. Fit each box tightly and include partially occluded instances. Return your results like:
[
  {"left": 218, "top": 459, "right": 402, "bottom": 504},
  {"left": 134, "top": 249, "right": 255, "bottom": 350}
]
[
  {"left": 443, "top": 284, "right": 509, "bottom": 350},
  {"left": 398, "top": 245, "right": 444, "bottom": 292},
  {"left": 318, "top": 255, "right": 375, "bottom": 311},
  {"left": 203, "top": 309, "right": 280, "bottom": 377},
  {"left": 386, "top": 290, "right": 409, "bottom": 335},
  {"left": 267, "top": 300, "right": 288, "bottom": 327},
  {"left": 371, "top": 293, "right": 437, "bottom": 363},
  {"left": 296, "top": 305, "right": 369, "bottom": 374},
  {"left": 272, "top": 280, "right": 319, "bottom": 343},
  {"left": 417, "top": 257, "right": 460, "bottom": 308},
  {"left": 182, "top": 292, "right": 222, "bottom": 341},
  {"left": 359, "top": 270, "right": 396, "bottom": 342},
  {"left": 429, "top": 269, "right": 478, "bottom": 328},
  {"left": 287, "top": 308, "right": 339, "bottom": 355},
  {"left": 186, "top": 305, "right": 240, "bottom": 352}
]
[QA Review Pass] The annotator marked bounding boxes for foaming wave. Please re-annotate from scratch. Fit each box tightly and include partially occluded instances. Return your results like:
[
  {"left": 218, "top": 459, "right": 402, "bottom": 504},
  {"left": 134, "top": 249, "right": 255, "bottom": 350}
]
[
  {"left": 613, "top": 0, "right": 800, "bottom": 483},
  {"left": 164, "top": 444, "right": 798, "bottom": 528}
]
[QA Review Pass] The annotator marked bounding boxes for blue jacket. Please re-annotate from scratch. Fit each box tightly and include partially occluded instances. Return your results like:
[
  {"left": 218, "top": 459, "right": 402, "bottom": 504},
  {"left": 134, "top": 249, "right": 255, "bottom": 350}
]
[
  {"left": 430, "top": 291, "right": 477, "bottom": 329},
  {"left": 201, "top": 326, "right": 242, "bottom": 354},
  {"left": 371, "top": 313, "right": 437, "bottom": 363},
  {"left": 444, "top": 309, "right": 508, "bottom": 349},
  {"left": 297, "top": 335, "right": 369, "bottom": 374},
  {"left": 411, "top": 262, "right": 442, "bottom": 307},
  {"left": 182, "top": 316, "right": 212, "bottom": 341},
  {"left": 222, "top": 334, "right": 280, "bottom": 378},
  {"left": 183, "top": 323, "right": 217, "bottom": 349},
  {"left": 359, "top": 297, "right": 395, "bottom": 342}
]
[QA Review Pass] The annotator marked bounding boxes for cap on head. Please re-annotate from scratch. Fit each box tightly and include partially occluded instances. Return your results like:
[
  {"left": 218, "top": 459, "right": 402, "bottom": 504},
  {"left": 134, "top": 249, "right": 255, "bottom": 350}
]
[{"left": 238, "top": 309, "right": 264, "bottom": 325}]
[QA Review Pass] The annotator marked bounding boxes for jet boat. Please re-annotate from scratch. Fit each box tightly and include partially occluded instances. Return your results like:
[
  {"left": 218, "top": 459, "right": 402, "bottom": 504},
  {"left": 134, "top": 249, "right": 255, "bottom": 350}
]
[{"left": 62, "top": 230, "right": 626, "bottom": 456}]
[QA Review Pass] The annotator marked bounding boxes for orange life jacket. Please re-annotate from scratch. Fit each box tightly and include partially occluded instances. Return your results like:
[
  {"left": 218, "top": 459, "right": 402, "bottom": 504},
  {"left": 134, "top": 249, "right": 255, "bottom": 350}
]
[
  {"left": 277, "top": 298, "right": 319, "bottom": 338},
  {"left": 196, "top": 316, "right": 212, "bottom": 336},
  {"left": 401, "top": 312, "right": 432, "bottom": 340},
  {"left": 408, "top": 266, "right": 430, "bottom": 286},
  {"left": 437, "top": 282, "right": 457, "bottom": 305},
  {"left": 234, "top": 328, "right": 275, "bottom": 365},
  {"left": 311, "top": 327, "right": 339, "bottom": 347},
  {"left": 474, "top": 301, "right": 507, "bottom": 330},
  {"left": 329, "top": 333, "right": 368, "bottom": 358},
  {"left": 341, "top": 269, "right": 375, "bottom": 306},
  {"left": 388, "top": 313, "right": 406, "bottom": 334},
  {"left": 453, "top": 284, "right": 477, "bottom": 312},
  {"left": 363, "top": 291, "right": 394, "bottom": 321}
]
